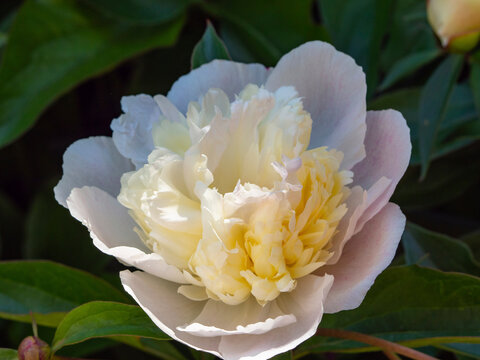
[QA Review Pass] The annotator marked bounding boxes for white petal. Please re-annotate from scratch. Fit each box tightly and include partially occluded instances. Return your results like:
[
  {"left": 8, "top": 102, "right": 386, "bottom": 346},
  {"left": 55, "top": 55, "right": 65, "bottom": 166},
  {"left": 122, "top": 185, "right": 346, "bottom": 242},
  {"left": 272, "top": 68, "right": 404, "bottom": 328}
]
[
  {"left": 177, "top": 297, "right": 296, "bottom": 337},
  {"left": 265, "top": 41, "right": 367, "bottom": 170},
  {"left": 327, "top": 177, "right": 392, "bottom": 265},
  {"left": 326, "top": 185, "right": 366, "bottom": 264},
  {"left": 121, "top": 270, "right": 222, "bottom": 357},
  {"left": 111, "top": 94, "right": 161, "bottom": 168},
  {"left": 67, "top": 186, "right": 187, "bottom": 284},
  {"left": 54, "top": 136, "right": 134, "bottom": 207},
  {"left": 351, "top": 110, "right": 411, "bottom": 229},
  {"left": 323, "top": 203, "right": 406, "bottom": 313},
  {"left": 218, "top": 274, "right": 334, "bottom": 360},
  {"left": 168, "top": 60, "right": 270, "bottom": 114}
]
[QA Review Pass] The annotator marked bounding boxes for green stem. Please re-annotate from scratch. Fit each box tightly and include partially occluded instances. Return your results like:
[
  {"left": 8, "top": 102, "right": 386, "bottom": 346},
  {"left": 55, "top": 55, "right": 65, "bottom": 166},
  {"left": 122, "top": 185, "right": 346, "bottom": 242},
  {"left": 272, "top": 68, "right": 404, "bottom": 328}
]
[{"left": 316, "top": 328, "right": 439, "bottom": 360}]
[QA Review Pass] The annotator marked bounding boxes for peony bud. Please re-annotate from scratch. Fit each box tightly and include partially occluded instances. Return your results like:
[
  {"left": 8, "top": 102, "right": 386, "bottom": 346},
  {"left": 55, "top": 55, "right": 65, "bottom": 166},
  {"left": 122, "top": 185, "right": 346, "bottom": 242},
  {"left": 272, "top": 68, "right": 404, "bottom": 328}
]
[
  {"left": 427, "top": 0, "right": 480, "bottom": 52},
  {"left": 18, "top": 336, "right": 51, "bottom": 360}
]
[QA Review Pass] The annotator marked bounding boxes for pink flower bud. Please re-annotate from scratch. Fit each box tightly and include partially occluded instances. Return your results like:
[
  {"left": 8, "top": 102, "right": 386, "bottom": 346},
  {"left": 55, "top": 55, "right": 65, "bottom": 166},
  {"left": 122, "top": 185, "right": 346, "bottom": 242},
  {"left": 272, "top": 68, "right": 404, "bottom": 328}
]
[{"left": 18, "top": 336, "right": 51, "bottom": 360}]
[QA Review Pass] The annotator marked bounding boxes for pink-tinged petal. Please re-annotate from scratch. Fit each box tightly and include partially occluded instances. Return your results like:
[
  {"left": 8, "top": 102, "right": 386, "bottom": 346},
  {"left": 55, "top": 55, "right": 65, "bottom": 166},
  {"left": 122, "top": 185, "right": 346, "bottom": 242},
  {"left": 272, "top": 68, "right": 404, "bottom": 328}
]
[
  {"left": 327, "top": 177, "right": 392, "bottom": 265},
  {"left": 67, "top": 186, "right": 187, "bottom": 284},
  {"left": 322, "top": 203, "right": 406, "bottom": 314},
  {"left": 120, "top": 270, "right": 222, "bottom": 357},
  {"left": 54, "top": 136, "right": 134, "bottom": 207},
  {"left": 327, "top": 185, "right": 367, "bottom": 264},
  {"left": 265, "top": 41, "right": 367, "bottom": 170},
  {"left": 110, "top": 95, "right": 162, "bottom": 168},
  {"left": 351, "top": 110, "right": 411, "bottom": 229},
  {"left": 218, "top": 274, "right": 333, "bottom": 360},
  {"left": 177, "top": 297, "right": 296, "bottom": 337},
  {"left": 167, "top": 60, "right": 270, "bottom": 114}
]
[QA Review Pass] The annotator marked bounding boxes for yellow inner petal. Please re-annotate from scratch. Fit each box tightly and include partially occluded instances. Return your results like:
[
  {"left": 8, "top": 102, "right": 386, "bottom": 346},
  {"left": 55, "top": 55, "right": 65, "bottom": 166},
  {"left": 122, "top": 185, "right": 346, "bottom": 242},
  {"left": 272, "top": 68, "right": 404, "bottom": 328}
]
[{"left": 118, "top": 84, "right": 352, "bottom": 305}]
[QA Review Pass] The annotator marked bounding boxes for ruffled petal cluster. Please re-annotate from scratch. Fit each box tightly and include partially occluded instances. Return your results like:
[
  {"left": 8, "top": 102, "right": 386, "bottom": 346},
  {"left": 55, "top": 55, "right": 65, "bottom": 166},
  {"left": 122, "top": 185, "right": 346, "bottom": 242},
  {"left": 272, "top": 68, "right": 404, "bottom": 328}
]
[{"left": 55, "top": 41, "right": 411, "bottom": 360}]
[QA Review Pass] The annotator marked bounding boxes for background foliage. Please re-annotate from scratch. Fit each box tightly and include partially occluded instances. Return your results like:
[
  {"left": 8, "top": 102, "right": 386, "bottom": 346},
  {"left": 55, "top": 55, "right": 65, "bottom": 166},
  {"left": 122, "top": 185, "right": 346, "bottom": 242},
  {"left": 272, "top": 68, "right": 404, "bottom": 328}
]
[{"left": 0, "top": 0, "right": 479, "bottom": 359}]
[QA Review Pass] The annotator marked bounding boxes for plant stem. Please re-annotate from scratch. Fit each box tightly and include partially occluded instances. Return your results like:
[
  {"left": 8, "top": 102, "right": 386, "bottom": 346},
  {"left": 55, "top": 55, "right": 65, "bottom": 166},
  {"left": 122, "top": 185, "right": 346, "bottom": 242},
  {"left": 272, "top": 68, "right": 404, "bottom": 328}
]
[{"left": 315, "top": 328, "right": 439, "bottom": 360}]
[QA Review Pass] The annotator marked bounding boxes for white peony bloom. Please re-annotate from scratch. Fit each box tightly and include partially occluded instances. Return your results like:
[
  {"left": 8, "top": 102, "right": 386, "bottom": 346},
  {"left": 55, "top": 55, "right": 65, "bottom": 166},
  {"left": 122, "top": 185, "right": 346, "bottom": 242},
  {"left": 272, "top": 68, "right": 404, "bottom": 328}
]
[{"left": 55, "top": 41, "right": 411, "bottom": 360}]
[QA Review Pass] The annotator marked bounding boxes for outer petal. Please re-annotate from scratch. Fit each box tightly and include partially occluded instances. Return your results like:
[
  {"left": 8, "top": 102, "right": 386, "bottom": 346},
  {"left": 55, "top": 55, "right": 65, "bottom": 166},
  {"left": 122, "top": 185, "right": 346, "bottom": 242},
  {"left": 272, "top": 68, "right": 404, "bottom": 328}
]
[
  {"left": 67, "top": 186, "right": 187, "bottom": 284},
  {"left": 167, "top": 60, "right": 270, "bottom": 114},
  {"left": 351, "top": 110, "right": 411, "bottom": 231},
  {"left": 265, "top": 41, "right": 367, "bottom": 170},
  {"left": 218, "top": 274, "right": 334, "bottom": 360},
  {"left": 121, "top": 271, "right": 332, "bottom": 360},
  {"left": 111, "top": 94, "right": 162, "bottom": 168},
  {"left": 177, "top": 297, "right": 296, "bottom": 337},
  {"left": 54, "top": 136, "right": 134, "bottom": 207},
  {"left": 322, "top": 203, "right": 406, "bottom": 313},
  {"left": 121, "top": 270, "right": 222, "bottom": 357}
]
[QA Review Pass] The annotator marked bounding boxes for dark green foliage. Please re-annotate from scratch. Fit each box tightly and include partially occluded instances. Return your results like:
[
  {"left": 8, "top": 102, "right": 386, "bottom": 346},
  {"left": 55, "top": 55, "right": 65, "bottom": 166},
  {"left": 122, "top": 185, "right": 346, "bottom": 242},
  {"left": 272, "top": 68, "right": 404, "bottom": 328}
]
[{"left": 0, "top": 0, "right": 479, "bottom": 359}]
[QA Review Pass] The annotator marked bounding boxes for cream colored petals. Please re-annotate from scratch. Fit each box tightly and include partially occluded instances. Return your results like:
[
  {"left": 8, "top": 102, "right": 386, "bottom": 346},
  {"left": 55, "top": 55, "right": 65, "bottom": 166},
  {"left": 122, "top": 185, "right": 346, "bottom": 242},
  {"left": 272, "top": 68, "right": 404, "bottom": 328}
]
[{"left": 55, "top": 41, "right": 411, "bottom": 360}]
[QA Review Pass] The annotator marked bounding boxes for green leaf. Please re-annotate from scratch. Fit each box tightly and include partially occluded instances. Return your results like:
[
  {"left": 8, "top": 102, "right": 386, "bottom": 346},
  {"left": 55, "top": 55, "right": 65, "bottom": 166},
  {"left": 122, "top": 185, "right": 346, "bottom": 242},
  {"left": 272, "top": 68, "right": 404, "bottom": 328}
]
[
  {"left": 369, "top": 84, "right": 480, "bottom": 166},
  {"left": 82, "top": 0, "right": 192, "bottom": 25},
  {"left": 0, "top": 32, "right": 6, "bottom": 48},
  {"left": 380, "top": 0, "right": 437, "bottom": 73},
  {"left": 379, "top": 49, "right": 441, "bottom": 91},
  {"left": 118, "top": 337, "right": 187, "bottom": 360},
  {"left": 191, "top": 21, "right": 230, "bottom": 69},
  {"left": 24, "top": 188, "right": 110, "bottom": 274},
  {"left": 299, "top": 266, "right": 480, "bottom": 354},
  {"left": 418, "top": 54, "right": 463, "bottom": 179},
  {"left": 0, "top": 349, "right": 17, "bottom": 360},
  {"left": 203, "top": 0, "right": 327, "bottom": 65},
  {"left": 463, "top": 231, "right": 480, "bottom": 261},
  {"left": 0, "top": 0, "right": 185, "bottom": 148},
  {"left": 438, "top": 343, "right": 480, "bottom": 359},
  {"left": 402, "top": 222, "right": 480, "bottom": 276},
  {"left": 470, "top": 54, "right": 480, "bottom": 120},
  {"left": 52, "top": 301, "right": 169, "bottom": 352},
  {"left": 319, "top": 0, "right": 393, "bottom": 97},
  {"left": 0, "top": 261, "right": 130, "bottom": 327},
  {"left": 393, "top": 146, "right": 480, "bottom": 210}
]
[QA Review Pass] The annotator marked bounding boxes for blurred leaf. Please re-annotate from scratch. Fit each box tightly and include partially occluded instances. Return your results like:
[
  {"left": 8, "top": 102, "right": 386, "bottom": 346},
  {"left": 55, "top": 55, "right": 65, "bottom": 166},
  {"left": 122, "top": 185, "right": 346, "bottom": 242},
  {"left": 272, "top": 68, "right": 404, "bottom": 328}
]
[
  {"left": 205, "top": 0, "right": 327, "bottom": 65},
  {"left": 0, "top": 0, "right": 185, "bottom": 148},
  {"left": 299, "top": 266, "right": 480, "bottom": 354},
  {"left": 52, "top": 301, "right": 169, "bottom": 352},
  {"left": 463, "top": 231, "right": 480, "bottom": 261},
  {"left": 82, "top": 0, "right": 192, "bottom": 25},
  {"left": 56, "top": 338, "right": 116, "bottom": 358},
  {"left": 471, "top": 54, "right": 480, "bottom": 119},
  {"left": 418, "top": 54, "right": 463, "bottom": 179},
  {"left": 369, "top": 84, "right": 480, "bottom": 166},
  {"left": 402, "top": 222, "right": 480, "bottom": 276},
  {"left": 0, "top": 32, "right": 6, "bottom": 48},
  {"left": 319, "top": 0, "right": 393, "bottom": 96},
  {"left": 380, "top": 0, "right": 437, "bottom": 72},
  {"left": 115, "top": 337, "right": 185, "bottom": 360},
  {"left": 0, "top": 349, "right": 17, "bottom": 360},
  {"left": 439, "top": 343, "right": 480, "bottom": 359},
  {"left": 393, "top": 146, "right": 480, "bottom": 210},
  {"left": 379, "top": 49, "right": 441, "bottom": 91},
  {"left": 191, "top": 21, "right": 230, "bottom": 69},
  {"left": 0, "top": 261, "right": 129, "bottom": 327},
  {"left": 24, "top": 188, "right": 110, "bottom": 273}
]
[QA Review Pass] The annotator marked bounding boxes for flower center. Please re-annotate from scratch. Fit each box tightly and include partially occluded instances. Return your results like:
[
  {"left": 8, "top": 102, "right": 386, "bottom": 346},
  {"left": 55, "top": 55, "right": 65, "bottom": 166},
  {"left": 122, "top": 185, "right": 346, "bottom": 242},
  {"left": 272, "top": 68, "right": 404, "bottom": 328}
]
[{"left": 118, "top": 84, "right": 352, "bottom": 305}]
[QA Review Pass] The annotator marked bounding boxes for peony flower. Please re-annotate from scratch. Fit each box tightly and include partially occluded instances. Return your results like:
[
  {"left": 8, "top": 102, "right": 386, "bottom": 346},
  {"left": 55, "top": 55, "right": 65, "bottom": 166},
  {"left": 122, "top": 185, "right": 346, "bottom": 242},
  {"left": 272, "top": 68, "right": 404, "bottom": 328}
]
[
  {"left": 55, "top": 41, "right": 411, "bottom": 360},
  {"left": 427, "top": 0, "right": 480, "bottom": 51}
]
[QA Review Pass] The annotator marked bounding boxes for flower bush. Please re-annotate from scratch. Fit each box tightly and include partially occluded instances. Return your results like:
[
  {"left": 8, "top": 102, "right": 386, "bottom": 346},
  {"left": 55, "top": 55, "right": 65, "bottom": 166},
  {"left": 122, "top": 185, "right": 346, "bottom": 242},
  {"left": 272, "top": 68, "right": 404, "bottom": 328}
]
[{"left": 54, "top": 41, "right": 411, "bottom": 360}]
